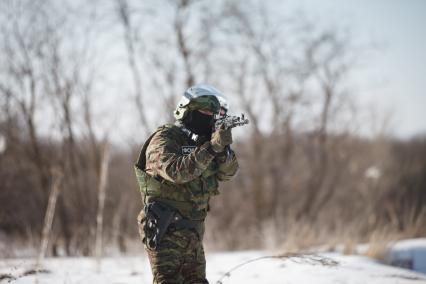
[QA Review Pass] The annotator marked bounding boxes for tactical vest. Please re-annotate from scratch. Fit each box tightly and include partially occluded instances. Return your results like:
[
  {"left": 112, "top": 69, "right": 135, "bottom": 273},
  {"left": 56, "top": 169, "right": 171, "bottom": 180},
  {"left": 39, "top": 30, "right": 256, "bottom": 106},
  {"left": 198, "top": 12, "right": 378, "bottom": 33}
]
[{"left": 134, "top": 124, "right": 220, "bottom": 220}]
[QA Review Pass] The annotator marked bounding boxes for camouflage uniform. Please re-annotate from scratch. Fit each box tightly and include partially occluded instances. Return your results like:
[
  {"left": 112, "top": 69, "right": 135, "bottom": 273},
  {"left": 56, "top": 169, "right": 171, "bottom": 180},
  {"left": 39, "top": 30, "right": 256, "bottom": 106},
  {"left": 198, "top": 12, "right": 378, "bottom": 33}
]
[{"left": 135, "top": 122, "right": 238, "bottom": 283}]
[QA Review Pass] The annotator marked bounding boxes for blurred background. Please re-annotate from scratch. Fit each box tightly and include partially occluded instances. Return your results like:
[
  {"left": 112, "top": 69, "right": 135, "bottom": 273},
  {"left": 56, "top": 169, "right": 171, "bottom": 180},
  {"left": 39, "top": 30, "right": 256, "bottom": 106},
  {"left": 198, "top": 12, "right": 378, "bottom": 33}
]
[{"left": 0, "top": 0, "right": 425, "bottom": 258}]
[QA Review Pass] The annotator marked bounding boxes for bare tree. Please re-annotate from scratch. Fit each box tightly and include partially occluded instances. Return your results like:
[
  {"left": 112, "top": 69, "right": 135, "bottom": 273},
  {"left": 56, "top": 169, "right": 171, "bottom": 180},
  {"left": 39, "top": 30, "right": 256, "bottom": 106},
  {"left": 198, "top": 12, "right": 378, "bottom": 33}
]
[
  {"left": 173, "top": 0, "right": 197, "bottom": 87},
  {"left": 116, "top": 0, "right": 150, "bottom": 134},
  {"left": 0, "top": 0, "right": 52, "bottom": 204},
  {"left": 297, "top": 30, "right": 354, "bottom": 221},
  {"left": 1, "top": 0, "right": 425, "bottom": 255},
  {"left": 36, "top": 168, "right": 63, "bottom": 267},
  {"left": 95, "top": 142, "right": 111, "bottom": 271}
]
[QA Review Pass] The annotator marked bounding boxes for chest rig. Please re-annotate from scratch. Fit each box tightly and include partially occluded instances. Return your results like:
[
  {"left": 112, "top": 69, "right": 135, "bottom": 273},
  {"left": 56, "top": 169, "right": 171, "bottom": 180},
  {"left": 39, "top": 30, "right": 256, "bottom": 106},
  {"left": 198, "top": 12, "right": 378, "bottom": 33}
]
[{"left": 135, "top": 124, "right": 220, "bottom": 220}]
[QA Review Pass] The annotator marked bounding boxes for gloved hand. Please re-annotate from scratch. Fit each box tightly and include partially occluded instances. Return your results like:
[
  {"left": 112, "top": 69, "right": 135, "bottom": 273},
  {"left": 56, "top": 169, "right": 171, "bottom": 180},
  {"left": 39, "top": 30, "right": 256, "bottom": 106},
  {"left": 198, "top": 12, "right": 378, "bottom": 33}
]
[{"left": 210, "top": 126, "right": 233, "bottom": 153}]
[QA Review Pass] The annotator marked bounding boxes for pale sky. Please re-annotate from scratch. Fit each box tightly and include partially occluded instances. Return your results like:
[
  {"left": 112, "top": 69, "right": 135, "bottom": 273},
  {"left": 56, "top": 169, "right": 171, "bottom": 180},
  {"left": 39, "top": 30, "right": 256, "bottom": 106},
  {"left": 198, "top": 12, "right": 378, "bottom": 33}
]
[
  {"left": 285, "top": 0, "right": 426, "bottom": 137},
  {"left": 14, "top": 0, "right": 425, "bottom": 143}
]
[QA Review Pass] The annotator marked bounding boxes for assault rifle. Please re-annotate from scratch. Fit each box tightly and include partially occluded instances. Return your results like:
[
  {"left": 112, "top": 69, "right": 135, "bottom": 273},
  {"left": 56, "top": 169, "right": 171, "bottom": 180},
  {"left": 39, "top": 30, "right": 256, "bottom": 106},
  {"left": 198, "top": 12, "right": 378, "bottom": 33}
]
[{"left": 215, "top": 113, "right": 249, "bottom": 130}]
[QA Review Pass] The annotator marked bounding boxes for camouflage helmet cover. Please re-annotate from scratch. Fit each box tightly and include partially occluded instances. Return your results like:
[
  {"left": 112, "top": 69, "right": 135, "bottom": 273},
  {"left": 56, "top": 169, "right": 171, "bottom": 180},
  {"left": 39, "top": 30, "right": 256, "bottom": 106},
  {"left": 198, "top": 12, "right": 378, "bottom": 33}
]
[{"left": 174, "top": 84, "right": 222, "bottom": 120}]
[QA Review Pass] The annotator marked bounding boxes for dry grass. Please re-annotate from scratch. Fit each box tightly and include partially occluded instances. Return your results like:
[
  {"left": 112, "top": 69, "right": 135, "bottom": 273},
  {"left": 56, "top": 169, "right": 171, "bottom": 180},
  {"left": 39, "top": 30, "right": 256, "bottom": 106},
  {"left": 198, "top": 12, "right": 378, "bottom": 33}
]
[{"left": 364, "top": 234, "right": 392, "bottom": 261}]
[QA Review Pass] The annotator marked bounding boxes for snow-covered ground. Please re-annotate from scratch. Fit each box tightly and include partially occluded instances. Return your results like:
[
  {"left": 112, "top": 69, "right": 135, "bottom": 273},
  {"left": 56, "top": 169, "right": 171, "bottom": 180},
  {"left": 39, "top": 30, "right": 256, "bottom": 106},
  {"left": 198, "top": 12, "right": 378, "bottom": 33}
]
[
  {"left": 1, "top": 249, "right": 426, "bottom": 284},
  {"left": 388, "top": 238, "right": 426, "bottom": 274}
]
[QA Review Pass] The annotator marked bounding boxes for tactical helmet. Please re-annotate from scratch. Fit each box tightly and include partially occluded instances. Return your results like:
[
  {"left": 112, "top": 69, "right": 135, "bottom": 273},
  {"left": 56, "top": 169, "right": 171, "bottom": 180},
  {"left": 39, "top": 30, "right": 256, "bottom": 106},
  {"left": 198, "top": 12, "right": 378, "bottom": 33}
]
[
  {"left": 215, "top": 94, "right": 229, "bottom": 118},
  {"left": 174, "top": 84, "right": 222, "bottom": 120}
]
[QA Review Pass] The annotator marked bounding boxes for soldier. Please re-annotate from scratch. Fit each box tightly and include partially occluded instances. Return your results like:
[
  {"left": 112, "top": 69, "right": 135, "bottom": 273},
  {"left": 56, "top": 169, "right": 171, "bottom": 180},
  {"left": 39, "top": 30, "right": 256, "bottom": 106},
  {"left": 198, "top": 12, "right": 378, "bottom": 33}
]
[{"left": 134, "top": 84, "right": 239, "bottom": 283}]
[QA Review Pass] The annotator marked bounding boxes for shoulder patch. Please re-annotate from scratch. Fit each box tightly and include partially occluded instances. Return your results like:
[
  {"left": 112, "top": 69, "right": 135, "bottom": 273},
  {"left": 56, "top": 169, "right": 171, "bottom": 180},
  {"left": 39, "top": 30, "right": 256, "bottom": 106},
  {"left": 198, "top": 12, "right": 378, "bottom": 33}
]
[{"left": 182, "top": 146, "right": 196, "bottom": 155}]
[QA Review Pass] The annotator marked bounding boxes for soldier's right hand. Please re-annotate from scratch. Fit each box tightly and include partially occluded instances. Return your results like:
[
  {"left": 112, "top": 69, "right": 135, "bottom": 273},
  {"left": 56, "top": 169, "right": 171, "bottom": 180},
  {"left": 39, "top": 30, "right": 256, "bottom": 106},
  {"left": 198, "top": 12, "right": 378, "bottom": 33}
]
[{"left": 210, "top": 126, "right": 233, "bottom": 153}]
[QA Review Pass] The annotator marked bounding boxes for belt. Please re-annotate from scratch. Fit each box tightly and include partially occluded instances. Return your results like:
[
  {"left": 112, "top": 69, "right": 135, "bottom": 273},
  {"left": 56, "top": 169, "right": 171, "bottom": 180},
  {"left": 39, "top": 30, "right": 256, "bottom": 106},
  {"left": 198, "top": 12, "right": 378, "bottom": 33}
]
[{"left": 170, "top": 216, "right": 203, "bottom": 232}]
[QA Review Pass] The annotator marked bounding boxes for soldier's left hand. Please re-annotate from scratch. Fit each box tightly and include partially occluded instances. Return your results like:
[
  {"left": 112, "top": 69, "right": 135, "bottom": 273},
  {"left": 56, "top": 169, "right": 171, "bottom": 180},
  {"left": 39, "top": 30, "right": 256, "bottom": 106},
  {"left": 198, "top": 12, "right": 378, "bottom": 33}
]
[{"left": 210, "top": 126, "right": 233, "bottom": 153}]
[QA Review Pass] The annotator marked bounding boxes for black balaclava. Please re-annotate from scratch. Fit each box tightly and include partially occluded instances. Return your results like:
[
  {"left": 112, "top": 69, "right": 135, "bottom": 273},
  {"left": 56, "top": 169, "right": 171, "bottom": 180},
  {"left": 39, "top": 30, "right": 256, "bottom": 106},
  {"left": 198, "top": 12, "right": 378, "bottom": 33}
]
[{"left": 183, "top": 110, "right": 214, "bottom": 139}]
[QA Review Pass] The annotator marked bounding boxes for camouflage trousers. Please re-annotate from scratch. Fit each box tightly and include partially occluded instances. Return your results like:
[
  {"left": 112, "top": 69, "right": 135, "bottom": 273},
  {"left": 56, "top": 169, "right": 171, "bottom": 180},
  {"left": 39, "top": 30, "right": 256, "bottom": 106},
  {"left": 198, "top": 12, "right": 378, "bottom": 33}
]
[{"left": 138, "top": 211, "right": 209, "bottom": 284}]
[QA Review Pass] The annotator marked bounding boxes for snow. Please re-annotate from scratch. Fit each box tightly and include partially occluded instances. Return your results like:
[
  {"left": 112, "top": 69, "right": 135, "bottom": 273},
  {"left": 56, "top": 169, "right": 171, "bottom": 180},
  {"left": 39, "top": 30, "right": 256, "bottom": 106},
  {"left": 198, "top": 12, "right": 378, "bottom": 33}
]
[
  {"left": 387, "top": 238, "right": 426, "bottom": 274},
  {"left": 1, "top": 250, "right": 426, "bottom": 284}
]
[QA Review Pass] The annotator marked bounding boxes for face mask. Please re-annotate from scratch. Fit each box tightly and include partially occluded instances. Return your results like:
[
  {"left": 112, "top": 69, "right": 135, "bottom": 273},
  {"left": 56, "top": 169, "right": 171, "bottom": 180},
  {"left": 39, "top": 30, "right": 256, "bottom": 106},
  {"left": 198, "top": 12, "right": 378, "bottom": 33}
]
[{"left": 183, "top": 110, "right": 214, "bottom": 138}]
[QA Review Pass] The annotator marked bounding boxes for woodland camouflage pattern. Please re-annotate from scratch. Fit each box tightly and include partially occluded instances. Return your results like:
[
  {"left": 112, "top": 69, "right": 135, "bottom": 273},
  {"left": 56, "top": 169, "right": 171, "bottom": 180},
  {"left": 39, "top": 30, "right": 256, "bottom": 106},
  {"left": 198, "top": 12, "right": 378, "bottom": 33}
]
[
  {"left": 138, "top": 210, "right": 208, "bottom": 283},
  {"left": 174, "top": 95, "right": 221, "bottom": 120},
  {"left": 135, "top": 123, "right": 238, "bottom": 283}
]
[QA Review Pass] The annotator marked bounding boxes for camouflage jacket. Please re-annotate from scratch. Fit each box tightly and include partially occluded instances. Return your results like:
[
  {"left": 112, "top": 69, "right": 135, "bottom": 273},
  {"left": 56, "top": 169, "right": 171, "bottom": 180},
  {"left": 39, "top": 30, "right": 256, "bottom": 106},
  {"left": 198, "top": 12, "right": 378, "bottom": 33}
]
[{"left": 135, "top": 123, "right": 238, "bottom": 220}]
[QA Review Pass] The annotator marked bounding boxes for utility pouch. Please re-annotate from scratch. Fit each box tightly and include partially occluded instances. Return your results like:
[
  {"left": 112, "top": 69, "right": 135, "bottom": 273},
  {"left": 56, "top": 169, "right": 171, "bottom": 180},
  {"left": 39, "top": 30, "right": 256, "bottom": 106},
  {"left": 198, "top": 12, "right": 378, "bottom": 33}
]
[{"left": 143, "top": 201, "right": 177, "bottom": 250}]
